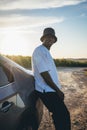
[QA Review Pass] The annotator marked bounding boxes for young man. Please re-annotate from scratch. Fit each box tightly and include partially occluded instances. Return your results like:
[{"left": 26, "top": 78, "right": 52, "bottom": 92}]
[{"left": 32, "top": 27, "right": 71, "bottom": 130}]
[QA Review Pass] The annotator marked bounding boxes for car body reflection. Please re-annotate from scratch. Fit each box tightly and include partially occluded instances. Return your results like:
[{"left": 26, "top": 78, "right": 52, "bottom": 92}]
[{"left": 0, "top": 54, "right": 43, "bottom": 130}]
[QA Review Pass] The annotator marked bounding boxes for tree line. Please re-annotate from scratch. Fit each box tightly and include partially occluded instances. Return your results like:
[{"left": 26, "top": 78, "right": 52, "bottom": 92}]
[{"left": 6, "top": 55, "right": 87, "bottom": 68}]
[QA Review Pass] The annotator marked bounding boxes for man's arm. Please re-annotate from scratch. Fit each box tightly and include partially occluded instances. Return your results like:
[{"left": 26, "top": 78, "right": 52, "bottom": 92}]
[{"left": 40, "top": 71, "right": 64, "bottom": 100}]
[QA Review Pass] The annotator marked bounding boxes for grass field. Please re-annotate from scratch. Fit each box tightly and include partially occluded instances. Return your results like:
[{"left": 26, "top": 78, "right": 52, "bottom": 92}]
[{"left": 5, "top": 55, "right": 87, "bottom": 68}]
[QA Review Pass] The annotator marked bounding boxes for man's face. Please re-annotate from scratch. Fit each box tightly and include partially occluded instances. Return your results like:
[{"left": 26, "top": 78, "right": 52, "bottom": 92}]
[{"left": 43, "top": 35, "right": 55, "bottom": 49}]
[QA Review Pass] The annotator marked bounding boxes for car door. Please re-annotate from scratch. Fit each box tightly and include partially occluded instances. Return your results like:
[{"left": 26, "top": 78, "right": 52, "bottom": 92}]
[
  {"left": 0, "top": 62, "right": 25, "bottom": 130},
  {"left": 0, "top": 55, "right": 43, "bottom": 130}
]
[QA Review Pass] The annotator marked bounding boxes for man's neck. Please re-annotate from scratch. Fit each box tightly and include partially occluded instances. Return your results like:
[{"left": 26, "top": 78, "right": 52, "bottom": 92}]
[{"left": 42, "top": 43, "right": 51, "bottom": 50}]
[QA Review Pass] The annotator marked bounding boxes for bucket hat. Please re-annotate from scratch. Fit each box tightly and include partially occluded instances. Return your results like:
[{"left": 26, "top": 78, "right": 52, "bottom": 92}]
[{"left": 40, "top": 27, "right": 57, "bottom": 43}]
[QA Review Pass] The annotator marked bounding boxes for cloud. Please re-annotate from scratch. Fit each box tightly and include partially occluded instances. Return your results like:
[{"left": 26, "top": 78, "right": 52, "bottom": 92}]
[
  {"left": 0, "top": 0, "right": 86, "bottom": 10},
  {"left": 0, "top": 15, "right": 64, "bottom": 29}
]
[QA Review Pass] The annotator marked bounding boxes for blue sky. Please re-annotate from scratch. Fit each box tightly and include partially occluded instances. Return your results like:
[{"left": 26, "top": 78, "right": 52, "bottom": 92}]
[{"left": 0, "top": 0, "right": 87, "bottom": 58}]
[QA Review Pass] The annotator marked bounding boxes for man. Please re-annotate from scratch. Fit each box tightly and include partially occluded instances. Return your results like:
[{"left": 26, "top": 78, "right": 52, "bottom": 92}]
[{"left": 32, "top": 27, "right": 71, "bottom": 130}]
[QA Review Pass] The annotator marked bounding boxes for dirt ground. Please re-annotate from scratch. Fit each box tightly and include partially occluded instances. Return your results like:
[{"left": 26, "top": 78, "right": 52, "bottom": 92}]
[{"left": 38, "top": 69, "right": 87, "bottom": 130}]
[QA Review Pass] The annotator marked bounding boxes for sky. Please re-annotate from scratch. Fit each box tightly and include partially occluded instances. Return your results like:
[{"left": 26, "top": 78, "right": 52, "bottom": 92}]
[{"left": 0, "top": 0, "right": 87, "bottom": 59}]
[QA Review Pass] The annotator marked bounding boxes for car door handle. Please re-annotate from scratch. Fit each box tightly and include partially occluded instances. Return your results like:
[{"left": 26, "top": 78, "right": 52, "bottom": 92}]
[{"left": 0, "top": 101, "right": 13, "bottom": 113}]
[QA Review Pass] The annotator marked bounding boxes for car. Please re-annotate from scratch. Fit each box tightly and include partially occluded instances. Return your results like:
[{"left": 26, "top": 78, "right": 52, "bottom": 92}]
[{"left": 0, "top": 54, "right": 43, "bottom": 130}]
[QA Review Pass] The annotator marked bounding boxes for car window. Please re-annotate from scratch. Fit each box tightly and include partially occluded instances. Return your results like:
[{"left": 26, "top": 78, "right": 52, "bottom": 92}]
[
  {"left": 0, "top": 64, "right": 24, "bottom": 107},
  {"left": 0, "top": 64, "right": 14, "bottom": 87}
]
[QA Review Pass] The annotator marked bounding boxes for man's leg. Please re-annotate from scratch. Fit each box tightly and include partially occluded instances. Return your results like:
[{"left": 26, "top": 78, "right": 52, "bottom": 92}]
[
  {"left": 36, "top": 91, "right": 71, "bottom": 130},
  {"left": 22, "top": 91, "right": 39, "bottom": 130},
  {"left": 52, "top": 100, "right": 71, "bottom": 130},
  {"left": 28, "top": 91, "right": 39, "bottom": 130}
]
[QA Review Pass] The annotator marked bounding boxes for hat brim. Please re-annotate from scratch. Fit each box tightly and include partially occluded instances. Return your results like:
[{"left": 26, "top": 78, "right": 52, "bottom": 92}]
[{"left": 40, "top": 34, "right": 57, "bottom": 43}]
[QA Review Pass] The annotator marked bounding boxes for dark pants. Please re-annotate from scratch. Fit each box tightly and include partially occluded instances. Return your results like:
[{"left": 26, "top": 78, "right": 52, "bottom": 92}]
[
  {"left": 28, "top": 90, "right": 71, "bottom": 130},
  {"left": 23, "top": 91, "right": 39, "bottom": 130},
  {"left": 34, "top": 90, "right": 71, "bottom": 130}
]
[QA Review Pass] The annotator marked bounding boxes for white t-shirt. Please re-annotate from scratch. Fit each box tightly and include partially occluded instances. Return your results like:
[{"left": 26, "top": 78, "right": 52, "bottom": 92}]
[{"left": 32, "top": 45, "right": 61, "bottom": 93}]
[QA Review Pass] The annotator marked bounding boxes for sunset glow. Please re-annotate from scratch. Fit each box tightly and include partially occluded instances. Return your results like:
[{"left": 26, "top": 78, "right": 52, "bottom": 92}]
[{"left": 0, "top": 28, "right": 30, "bottom": 55}]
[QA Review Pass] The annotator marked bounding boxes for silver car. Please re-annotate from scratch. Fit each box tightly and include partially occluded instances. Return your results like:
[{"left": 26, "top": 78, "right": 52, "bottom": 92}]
[{"left": 0, "top": 54, "right": 43, "bottom": 130}]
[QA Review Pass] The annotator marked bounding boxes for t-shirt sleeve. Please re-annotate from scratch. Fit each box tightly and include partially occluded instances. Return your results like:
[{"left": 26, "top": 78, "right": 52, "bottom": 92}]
[{"left": 33, "top": 49, "right": 50, "bottom": 73}]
